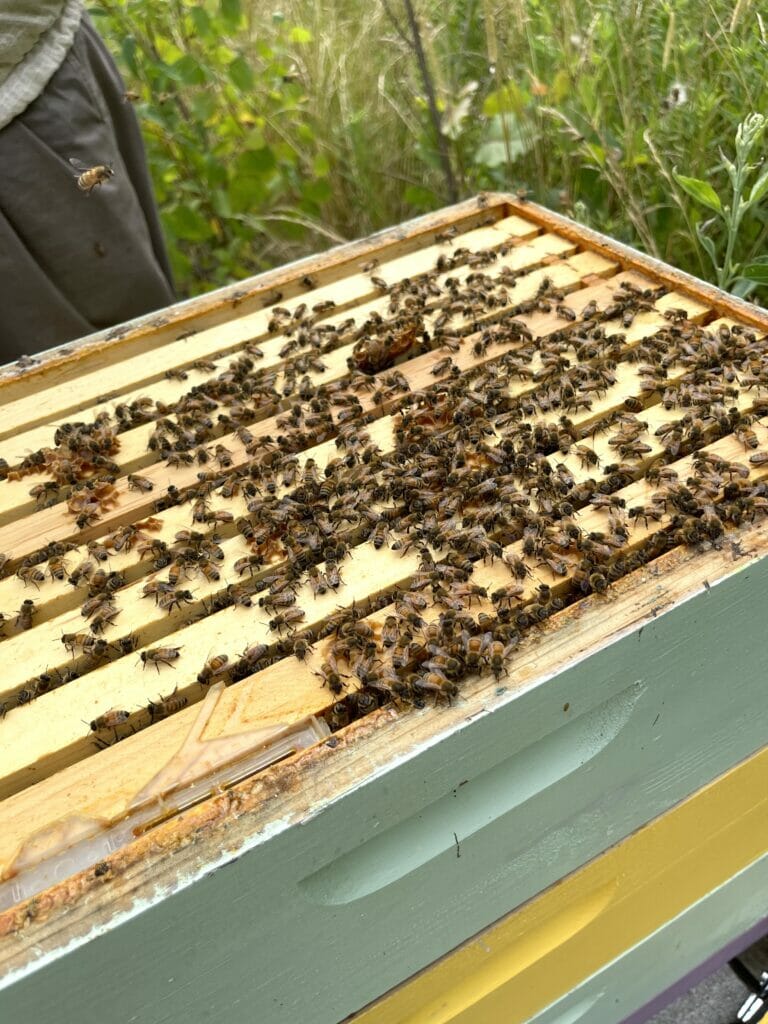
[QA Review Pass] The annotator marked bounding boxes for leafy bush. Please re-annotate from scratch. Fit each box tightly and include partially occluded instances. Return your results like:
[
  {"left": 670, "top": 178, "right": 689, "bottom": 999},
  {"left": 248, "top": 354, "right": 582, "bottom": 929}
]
[
  {"left": 91, "top": 0, "right": 768, "bottom": 304},
  {"left": 91, "top": 0, "right": 341, "bottom": 293}
]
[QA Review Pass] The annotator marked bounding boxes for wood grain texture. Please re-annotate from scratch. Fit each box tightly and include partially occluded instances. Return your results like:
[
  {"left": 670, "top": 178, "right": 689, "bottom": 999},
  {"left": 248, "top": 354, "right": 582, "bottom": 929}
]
[
  {"left": 2, "top": 519, "right": 768, "bottom": 1024},
  {"left": 0, "top": 290, "right": 734, "bottom": 801},
  {"left": 0, "top": 215, "right": 539, "bottom": 448},
  {"left": 0, "top": 248, "right": 617, "bottom": 543},
  {"left": 0, "top": 279, "right": 696, "bottom": 677},
  {"left": 0, "top": 229, "right": 584, "bottom": 521},
  {"left": 2, "top": 194, "right": 768, "bottom": 1016},
  {"left": 0, "top": 199, "right": 513, "bottom": 399}
]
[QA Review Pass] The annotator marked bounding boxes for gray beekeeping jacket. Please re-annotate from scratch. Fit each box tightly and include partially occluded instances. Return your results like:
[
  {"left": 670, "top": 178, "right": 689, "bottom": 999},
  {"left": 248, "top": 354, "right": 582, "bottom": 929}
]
[{"left": 0, "top": 0, "right": 83, "bottom": 130}]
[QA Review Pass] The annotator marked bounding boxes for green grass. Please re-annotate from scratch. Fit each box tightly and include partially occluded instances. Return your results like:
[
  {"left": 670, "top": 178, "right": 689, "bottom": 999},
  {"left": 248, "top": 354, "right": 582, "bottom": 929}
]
[{"left": 90, "top": 0, "right": 768, "bottom": 301}]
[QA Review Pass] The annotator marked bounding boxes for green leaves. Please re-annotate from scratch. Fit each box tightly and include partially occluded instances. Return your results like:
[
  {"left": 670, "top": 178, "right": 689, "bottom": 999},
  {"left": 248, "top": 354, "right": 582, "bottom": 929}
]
[
  {"left": 92, "top": 0, "right": 323, "bottom": 295},
  {"left": 220, "top": 0, "right": 242, "bottom": 29},
  {"left": 740, "top": 258, "right": 768, "bottom": 285},
  {"left": 694, "top": 220, "right": 718, "bottom": 270},
  {"left": 673, "top": 172, "right": 722, "bottom": 214},
  {"left": 90, "top": 1, "right": 768, "bottom": 305},
  {"left": 475, "top": 114, "right": 532, "bottom": 168},
  {"left": 289, "top": 26, "right": 313, "bottom": 44},
  {"left": 163, "top": 206, "right": 211, "bottom": 244},
  {"left": 228, "top": 56, "right": 254, "bottom": 92},
  {"left": 748, "top": 165, "right": 768, "bottom": 207}
]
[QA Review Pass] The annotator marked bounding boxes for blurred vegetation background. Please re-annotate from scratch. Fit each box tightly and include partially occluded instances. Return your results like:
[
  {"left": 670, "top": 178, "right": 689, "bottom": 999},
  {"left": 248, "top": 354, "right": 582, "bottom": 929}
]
[{"left": 90, "top": 0, "right": 768, "bottom": 302}]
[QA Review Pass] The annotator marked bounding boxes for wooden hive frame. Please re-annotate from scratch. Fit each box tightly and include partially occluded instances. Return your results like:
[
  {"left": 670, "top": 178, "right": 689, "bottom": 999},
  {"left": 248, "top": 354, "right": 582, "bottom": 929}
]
[{"left": 1, "top": 193, "right": 768, "bottom": 1012}]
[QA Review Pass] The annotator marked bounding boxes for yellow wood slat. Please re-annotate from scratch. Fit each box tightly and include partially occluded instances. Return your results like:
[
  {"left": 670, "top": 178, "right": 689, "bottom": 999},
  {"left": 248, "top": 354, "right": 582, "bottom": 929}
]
[
  {"left": 0, "top": 253, "right": 619, "bottom": 547},
  {"left": 0, "top": 216, "right": 538, "bottom": 445},
  {"left": 0, "top": 403, "right": 764, "bottom": 804},
  {"left": 0, "top": 506, "right": 765, "bottom": 890},
  {"left": 351, "top": 742, "right": 768, "bottom": 1024},
  {"left": 1, "top": 228, "right": 553, "bottom": 472},
  {"left": 0, "top": 200, "right": 521, "bottom": 404},
  {"left": 0, "top": 232, "right": 582, "bottom": 518},
  {"left": 0, "top": 286, "right": 708, "bottom": 689},
  {"left": 0, "top": 267, "right": 663, "bottom": 657}
]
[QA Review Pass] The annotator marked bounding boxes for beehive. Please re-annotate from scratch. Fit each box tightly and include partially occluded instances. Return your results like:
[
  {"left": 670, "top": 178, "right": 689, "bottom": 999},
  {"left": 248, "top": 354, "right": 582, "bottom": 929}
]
[{"left": 0, "top": 194, "right": 767, "bottom": 1024}]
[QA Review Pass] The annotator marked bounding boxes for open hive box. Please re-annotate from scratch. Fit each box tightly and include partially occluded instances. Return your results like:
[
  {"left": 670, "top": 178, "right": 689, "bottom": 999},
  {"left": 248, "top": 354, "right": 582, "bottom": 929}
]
[{"left": 0, "top": 194, "right": 768, "bottom": 1024}]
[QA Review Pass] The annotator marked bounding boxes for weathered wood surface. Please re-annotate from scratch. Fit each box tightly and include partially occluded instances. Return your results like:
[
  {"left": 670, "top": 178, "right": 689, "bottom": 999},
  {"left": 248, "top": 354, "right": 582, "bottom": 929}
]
[
  {"left": 1, "top": 526, "right": 768, "bottom": 1024},
  {"left": 0, "top": 200, "right": 514, "bottom": 397},
  {"left": 1, "top": 193, "right": 768, "bottom": 1023},
  {"left": 0, "top": 215, "right": 539, "bottom": 451}
]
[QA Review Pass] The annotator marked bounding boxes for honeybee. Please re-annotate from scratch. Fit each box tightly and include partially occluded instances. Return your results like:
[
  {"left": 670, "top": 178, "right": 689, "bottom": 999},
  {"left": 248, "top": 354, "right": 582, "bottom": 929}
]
[
  {"left": 89, "top": 708, "right": 131, "bottom": 743},
  {"left": 327, "top": 701, "right": 350, "bottom": 730},
  {"left": 140, "top": 646, "right": 182, "bottom": 671},
  {"left": 314, "top": 662, "right": 347, "bottom": 695},
  {"left": 16, "top": 563, "right": 45, "bottom": 588},
  {"left": 266, "top": 607, "right": 306, "bottom": 633},
  {"left": 15, "top": 598, "right": 36, "bottom": 630},
  {"left": 127, "top": 474, "right": 154, "bottom": 492},
  {"left": 197, "top": 653, "right": 229, "bottom": 686},
  {"left": 69, "top": 158, "right": 115, "bottom": 194},
  {"left": 147, "top": 687, "right": 188, "bottom": 722}
]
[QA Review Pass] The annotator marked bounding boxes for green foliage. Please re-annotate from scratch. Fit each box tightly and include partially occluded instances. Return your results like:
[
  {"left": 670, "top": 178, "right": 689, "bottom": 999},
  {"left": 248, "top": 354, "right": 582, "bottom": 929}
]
[
  {"left": 90, "top": 0, "right": 338, "bottom": 294},
  {"left": 673, "top": 114, "right": 768, "bottom": 295},
  {"left": 91, "top": 0, "right": 768, "bottom": 305}
]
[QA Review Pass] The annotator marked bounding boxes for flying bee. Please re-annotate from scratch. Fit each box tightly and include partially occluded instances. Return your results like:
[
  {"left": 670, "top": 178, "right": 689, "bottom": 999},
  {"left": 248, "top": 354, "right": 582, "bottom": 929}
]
[
  {"left": 69, "top": 158, "right": 114, "bottom": 194},
  {"left": 140, "top": 646, "right": 182, "bottom": 671},
  {"left": 197, "top": 653, "right": 229, "bottom": 686},
  {"left": 127, "top": 474, "right": 154, "bottom": 492}
]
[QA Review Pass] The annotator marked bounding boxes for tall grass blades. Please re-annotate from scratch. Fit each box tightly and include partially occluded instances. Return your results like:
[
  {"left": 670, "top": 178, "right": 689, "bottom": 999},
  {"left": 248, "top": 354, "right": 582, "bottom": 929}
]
[{"left": 90, "top": 0, "right": 768, "bottom": 303}]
